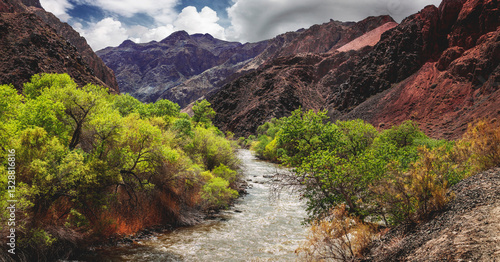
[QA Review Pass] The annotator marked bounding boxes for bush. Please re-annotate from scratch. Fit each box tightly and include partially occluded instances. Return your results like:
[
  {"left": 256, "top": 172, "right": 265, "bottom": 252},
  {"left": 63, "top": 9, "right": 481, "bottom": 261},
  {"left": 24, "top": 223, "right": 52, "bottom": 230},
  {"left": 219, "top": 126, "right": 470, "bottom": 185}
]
[
  {"left": 455, "top": 119, "right": 500, "bottom": 172},
  {"left": 296, "top": 205, "right": 376, "bottom": 261},
  {"left": 212, "top": 164, "right": 238, "bottom": 186},
  {"left": 201, "top": 177, "right": 238, "bottom": 210},
  {"left": 371, "top": 146, "right": 456, "bottom": 225},
  {"left": 186, "top": 126, "right": 239, "bottom": 171}
]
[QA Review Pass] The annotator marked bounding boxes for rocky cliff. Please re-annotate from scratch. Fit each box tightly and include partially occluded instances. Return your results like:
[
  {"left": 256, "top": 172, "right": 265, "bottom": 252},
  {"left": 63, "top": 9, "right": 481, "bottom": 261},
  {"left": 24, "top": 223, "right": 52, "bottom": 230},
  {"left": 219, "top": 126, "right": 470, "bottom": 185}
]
[
  {"left": 209, "top": 16, "right": 398, "bottom": 136},
  {"left": 333, "top": 0, "right": 499, "bottom": 139},
  {"left": 0, "top": 12, "right": 110, "bottom": 91},
  {"left": 0, "top": 0, "right": 119, "bottom": 93},
  {"left": 29, "top": 9, "right": 119, "bottom": 93},
  {"left": 209, "top": 0, "right": 499, "bottom": 139}
]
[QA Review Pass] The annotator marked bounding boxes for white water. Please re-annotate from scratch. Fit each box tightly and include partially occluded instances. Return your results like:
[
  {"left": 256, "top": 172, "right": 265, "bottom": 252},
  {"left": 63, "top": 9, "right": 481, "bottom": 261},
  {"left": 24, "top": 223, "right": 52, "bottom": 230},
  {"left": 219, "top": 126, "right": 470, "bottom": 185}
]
[{"left": 93, "top": 150, "right": 308, "bottom": 261}]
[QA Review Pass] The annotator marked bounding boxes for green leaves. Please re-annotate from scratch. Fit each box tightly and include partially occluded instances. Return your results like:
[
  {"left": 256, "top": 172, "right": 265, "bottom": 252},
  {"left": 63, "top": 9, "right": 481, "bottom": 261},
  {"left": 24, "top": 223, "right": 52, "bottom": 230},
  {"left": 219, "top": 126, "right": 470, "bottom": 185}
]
[
  {"left": 192, "top": 99, "right": 216, "bottom": 127},
  {"left": 255, "top": 109, "right": 450, "bottom": 222},
  {"left": 2, "top": 73, "right": 241, "bottom": 250},
  {"left": 201, "top": 177, "right": 238, "bottom": 210}
]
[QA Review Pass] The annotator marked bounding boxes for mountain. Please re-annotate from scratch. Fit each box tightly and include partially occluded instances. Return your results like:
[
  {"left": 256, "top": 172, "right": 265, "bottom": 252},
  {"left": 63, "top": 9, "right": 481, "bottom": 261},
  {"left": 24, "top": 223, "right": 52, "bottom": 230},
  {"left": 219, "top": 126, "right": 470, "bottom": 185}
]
[
  {"left": 0, "top": 0, "right": 119, "bottom": 93},
  {"left": 156, "top": 30, "right": 303, "bottom": 108},
  {"left": 329, "top": 0, "right": 499, "bottom": 139},
  {"left": 208, "top": 16, "right": 398, "bottom": 136},
  {"left": 97, "top": 32, "right": 270, "bottom": 106},
  {"left": 208, "top": 0, "right": 499, "bottom": 139}
]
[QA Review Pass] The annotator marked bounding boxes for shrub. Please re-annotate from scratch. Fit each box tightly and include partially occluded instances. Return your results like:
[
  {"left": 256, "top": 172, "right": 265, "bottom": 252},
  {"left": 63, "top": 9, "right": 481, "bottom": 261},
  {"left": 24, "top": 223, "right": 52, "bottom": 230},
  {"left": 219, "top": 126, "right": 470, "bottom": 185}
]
[
  {"left": 455, "top": 119, "right": 500, "bottom": 172},
  {"left": 371, "top": 146, "right": 456, "bottom": 225},
  {"left": 296, "top": 205, "right": 376, "bottom": 261},
  {"left": 212, "top": 164, "right": 238, "bottom": 186},
  {"left": 192, "top": 99, "right": 215, "bottom": 127},
  {"left": 201, "top": 177, "right": 238, "bottom": 210},
  {"left": 186, "top": 126, "right": 239, "bottom": 171}
]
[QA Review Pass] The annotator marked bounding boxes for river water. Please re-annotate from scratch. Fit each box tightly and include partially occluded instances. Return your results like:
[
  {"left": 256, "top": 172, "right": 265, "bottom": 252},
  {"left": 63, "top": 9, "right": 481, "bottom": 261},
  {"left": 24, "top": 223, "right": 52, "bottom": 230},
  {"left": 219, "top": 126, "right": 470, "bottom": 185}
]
[{"left": 93, "top": 150, "right": 308, "bottom": 261}]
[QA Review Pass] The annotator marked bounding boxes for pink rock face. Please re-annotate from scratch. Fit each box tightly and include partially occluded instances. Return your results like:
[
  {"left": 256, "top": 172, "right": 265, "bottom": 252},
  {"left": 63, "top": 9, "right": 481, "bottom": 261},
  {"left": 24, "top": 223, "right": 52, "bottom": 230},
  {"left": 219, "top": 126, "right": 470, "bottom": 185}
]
[{"left": 336, "top": 22, "right": 398, "bottom": 52}]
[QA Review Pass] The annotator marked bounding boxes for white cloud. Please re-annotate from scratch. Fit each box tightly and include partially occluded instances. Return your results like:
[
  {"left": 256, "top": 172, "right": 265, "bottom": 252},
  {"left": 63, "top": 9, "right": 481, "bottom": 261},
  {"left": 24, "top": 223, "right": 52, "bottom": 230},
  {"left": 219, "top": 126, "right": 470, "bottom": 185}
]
[
  {"left": 74, "top": 18, "right": 129, "bottom": 51},
  {"left": 127, "top": 25, "right": 176, "bottom": 43},
  {"left": 75, "top": 6, "right": 226, "bottom": 51},
  {"left": 48, "top": 0, "right": 443, "bottom": 51},
  {"left": 75, "top": 0, "right": 179, "bottom": 24},
  {"left": 174, "top": 6, "right": 226, "bottom": 40},
  {"left": 226, "top": 0, "right": 442, "bottom": 42},
  {"left": 39, "top": 0, "right": 73, "bottom": 22}
]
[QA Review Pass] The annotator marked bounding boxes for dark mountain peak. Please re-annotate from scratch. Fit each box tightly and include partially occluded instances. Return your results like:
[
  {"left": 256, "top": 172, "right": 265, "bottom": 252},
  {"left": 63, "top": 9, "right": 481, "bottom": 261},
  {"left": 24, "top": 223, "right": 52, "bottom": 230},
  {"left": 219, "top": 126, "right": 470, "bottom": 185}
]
[
  {"left": 192, "top": 33, "right": 214, "bottom": 40},
  {"left": 118, "top": 39, "right": 137, "bottom": 48},
  {"left": 160, "top": 30, "right": 191, "bottom": 44}
]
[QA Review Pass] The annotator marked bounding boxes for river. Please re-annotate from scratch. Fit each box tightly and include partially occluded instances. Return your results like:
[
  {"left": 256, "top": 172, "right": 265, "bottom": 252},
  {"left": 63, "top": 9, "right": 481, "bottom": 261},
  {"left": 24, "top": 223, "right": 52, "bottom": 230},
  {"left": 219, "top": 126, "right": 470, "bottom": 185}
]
[{"left": 91, "top": 150, "right": 308, "bottom": 261}]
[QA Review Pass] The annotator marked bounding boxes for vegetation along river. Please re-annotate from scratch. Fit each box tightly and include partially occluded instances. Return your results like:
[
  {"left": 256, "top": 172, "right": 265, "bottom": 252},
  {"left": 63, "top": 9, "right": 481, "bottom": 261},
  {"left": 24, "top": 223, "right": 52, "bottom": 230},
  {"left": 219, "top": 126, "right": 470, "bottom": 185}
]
[{"left": 92, "top": 149, "right": 308, "bottom": 261}]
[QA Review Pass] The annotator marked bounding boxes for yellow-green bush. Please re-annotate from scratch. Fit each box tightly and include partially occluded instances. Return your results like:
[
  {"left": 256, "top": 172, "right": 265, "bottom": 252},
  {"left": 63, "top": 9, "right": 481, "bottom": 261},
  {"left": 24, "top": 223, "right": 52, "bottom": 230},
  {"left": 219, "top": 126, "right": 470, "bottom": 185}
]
[
  {"left": 201, "top": 177, "right": 238, "bottom": 210},
  {"left": 455, "top": 119, "right": 500, "bottom": 173},
  {"left": 0, "top": 73, "right": 241, "bottom": 260}
]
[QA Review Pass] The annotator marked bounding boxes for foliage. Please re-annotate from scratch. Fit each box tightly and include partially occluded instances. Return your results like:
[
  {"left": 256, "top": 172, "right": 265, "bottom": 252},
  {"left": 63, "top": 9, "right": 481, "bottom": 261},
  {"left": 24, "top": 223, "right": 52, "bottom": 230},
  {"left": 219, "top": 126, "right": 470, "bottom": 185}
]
[
  {"left": 192, "top": 99, "right": 216, "bottom": 127},
  {"left": 371, "top": 146, "right": 457, "bottom": 225},
  {"left": 112, "top": 93, "right": 143, "bottom": 116},
  {"left": 212, "top": 163, "right": 239, "bottom": 186},
  {"left": 201, "top": 177, "right": 238, "bottom": 210},
  {"left": 254, "top": 110, "right": 476, "bottom": 227},
  {"left": 185, "top": 126, "right": 239, "bottom": 171},
  {"left": 455, "top": 119, "right": 500, "bottom": 172},
  {"left": 0, "top": 74, "right": 240, "bottom": 259}
]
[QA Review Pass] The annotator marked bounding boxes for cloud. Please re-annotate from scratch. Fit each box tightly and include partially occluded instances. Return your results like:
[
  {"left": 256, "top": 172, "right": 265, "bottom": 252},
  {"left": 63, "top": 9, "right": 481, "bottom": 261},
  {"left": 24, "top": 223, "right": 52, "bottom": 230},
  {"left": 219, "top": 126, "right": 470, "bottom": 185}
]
[
  {"left": 75, "top": 6, "right": 225, "bottom": 50},
  {"left": 42, "top": 0, "right": 443, "bottom": 51},
  {"left": 74, "top": 0, "right": 179, "bottom": 24},
  {"left": 73, "top": 18, "right": 129, "bottom": 50},
  {"left": 174, "top": 6, "right": 226, "bottom": 39},
  {"left": 226, "top": 0, "right": 442, "bottom": 42},
  {"left": 127, "top": 25, "right": 176, "bottom": 43},
  {"left": 39, "top": 0, "right": 73, "bottom": 22}
]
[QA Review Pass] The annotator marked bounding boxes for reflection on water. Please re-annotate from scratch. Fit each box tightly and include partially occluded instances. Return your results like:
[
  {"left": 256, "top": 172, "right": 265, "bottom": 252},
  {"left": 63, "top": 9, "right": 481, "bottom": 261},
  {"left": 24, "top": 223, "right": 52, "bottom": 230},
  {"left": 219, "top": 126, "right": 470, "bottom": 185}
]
[{"left": 94, "top": 150, "right": 307, "bottom": 261}]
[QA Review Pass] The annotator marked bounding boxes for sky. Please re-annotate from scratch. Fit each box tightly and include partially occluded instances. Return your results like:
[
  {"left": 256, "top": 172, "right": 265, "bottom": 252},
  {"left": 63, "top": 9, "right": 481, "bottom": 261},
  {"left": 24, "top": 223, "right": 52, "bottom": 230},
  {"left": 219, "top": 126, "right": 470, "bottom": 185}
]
[{"left": 39, "top": 0, "right": 442, "bottom": 51}]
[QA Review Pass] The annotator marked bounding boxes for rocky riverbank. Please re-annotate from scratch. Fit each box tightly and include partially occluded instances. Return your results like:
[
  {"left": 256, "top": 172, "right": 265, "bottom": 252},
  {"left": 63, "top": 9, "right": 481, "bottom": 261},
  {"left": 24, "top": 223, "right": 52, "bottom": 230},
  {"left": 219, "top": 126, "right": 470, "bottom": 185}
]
[{"left": 363, "top": 168, "right": 500, "bottom": 261}]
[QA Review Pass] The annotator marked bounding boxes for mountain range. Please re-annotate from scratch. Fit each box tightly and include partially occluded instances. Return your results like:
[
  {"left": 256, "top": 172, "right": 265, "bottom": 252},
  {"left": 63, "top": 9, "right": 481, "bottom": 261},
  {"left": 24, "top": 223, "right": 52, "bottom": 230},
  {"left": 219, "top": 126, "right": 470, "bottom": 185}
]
[
  {"left": 209, "top": 0, "right": 499, "bottom": 139},
  {"left": 1, "top": 0, "right": 498, "bottom": 140},
  {"left": 96, "top": 0, "right": 499, "bottom": 140}
]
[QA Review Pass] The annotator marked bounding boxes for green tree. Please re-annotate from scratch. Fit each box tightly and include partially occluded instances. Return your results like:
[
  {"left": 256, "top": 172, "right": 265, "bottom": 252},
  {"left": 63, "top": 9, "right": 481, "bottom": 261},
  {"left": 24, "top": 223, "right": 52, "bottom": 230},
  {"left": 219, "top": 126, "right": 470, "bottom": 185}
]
[
  {"left": 192, "top": 100, "right": 216, "bottom": 127},
  {"left": 0, "top": 84, "right": 23, "bottom": 151},
  {"left": 112, "top": 93, "right": 142, "bottom": 117}
]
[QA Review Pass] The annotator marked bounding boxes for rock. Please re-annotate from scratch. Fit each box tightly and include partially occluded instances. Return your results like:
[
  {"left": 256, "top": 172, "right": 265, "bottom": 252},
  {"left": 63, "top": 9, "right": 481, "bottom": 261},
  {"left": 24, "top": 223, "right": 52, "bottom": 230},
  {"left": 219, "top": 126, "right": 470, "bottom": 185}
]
[
  {"left": 210, "top": 0, "right": 499, "bottom": 140},
  {"left": 209, "top": 16, "right": 396, "bottom": 136},
  {"left": 0, "top": 0, "right": 119, "bottom": 93},
  {"left": 436, "top": 46, "right": 465, "bottom": 71},
  {"left": 0, "top": 12, "right": 110, "bottom": 91},
  {"left": 364, "top": 168, "right": 500, "bottom": 261}
]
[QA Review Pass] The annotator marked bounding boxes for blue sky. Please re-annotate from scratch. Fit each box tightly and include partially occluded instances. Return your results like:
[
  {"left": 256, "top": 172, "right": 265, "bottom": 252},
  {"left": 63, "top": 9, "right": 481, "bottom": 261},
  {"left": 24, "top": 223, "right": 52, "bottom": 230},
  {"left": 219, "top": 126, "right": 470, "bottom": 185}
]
[{"left": 40, "top": 0, "right": 442, "bottom": 51}]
